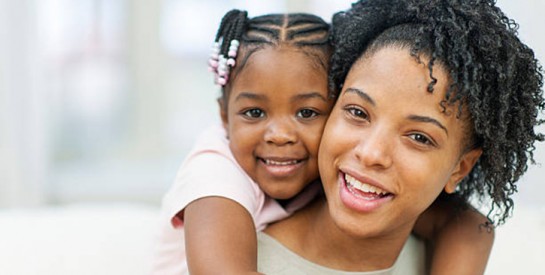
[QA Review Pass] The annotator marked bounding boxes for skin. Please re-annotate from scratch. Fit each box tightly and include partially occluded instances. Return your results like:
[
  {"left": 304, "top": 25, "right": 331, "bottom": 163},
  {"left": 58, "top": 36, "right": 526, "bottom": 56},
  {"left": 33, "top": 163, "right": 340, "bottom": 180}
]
[
  {"left": 184, "top": 44, "right": 493, "bottom": 275},
  {"left": 219, "top": 46, "right": 332, "bottom": 199},
  {"left": 416, "top": 199, "right": 495, "bottom": 275},
  {"left": 264, "top": 46, "right": 483, "bottom": 272},
  {"left": 185, "top": 45, "right": 332, "bottom": 275}
]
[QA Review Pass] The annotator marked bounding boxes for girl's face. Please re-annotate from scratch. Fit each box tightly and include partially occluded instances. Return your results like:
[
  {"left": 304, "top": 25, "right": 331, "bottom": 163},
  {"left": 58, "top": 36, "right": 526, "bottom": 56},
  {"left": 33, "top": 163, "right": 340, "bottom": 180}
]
[
  {"left": 221, "top": 46, "right": 333, "bottom": 199},
  {"left": 318, "top": 47, "right": 481, "bottom": 238}
]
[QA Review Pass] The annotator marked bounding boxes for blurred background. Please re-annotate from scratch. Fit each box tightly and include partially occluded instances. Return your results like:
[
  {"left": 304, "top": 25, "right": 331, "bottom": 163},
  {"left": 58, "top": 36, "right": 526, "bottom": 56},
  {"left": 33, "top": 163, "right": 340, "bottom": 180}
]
[
  {"left": 0, "top": 0, "right": 369, "bottom": 207},
  {"left": 0, "top": 0, "right": 543, "bottom": 274}
]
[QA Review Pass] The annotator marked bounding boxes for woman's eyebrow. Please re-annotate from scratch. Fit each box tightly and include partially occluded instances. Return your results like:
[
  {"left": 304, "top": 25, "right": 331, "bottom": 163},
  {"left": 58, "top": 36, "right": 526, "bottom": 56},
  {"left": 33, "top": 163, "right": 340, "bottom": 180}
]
[
  {"left": 407, "top": 115, "right": 449, "bottom": 136},
  {"left": 344, "top": 87, "right": 375, "bottom": 106}
]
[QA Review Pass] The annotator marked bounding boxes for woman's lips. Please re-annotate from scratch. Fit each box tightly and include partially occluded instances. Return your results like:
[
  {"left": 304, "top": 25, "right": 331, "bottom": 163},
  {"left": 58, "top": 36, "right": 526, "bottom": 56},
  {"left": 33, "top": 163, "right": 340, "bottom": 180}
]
[{"left": 338, "top": 172, "right": 394, "bottom": 213}]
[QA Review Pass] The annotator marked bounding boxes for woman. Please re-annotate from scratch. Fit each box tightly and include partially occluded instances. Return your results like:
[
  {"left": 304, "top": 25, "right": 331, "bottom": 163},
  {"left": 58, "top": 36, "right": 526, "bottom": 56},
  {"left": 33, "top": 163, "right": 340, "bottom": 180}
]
[{"left": 257, "top": 0, "right": 544, "bottom": 274}]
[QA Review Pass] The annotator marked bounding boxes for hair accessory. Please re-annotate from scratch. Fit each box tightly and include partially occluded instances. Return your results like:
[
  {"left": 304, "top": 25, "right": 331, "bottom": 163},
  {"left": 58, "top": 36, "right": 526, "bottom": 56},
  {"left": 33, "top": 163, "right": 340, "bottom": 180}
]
[
  {"left": 208, "top": 42, "right": 220, "bottom": 72},
  {"left": 208, "top": 59, "right": 219, "bottom": 68},
  {"left": 217, "top": 77, "right": 227, "bottom": 86},
  {"left": 228, "top": 39, "right": 239, "bottom": 58},
  {"left": 209, "top": 38, "right": 240, "bottom": 86},
  {"left": 217, "top": 56, "right": 227, "bottom": 76}
]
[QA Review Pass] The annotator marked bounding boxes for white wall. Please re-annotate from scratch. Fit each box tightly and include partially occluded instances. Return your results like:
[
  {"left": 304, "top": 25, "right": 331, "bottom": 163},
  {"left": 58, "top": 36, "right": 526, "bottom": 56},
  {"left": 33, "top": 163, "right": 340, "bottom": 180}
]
[{"left": 0, "top": 0, "right": 47, "bottom": 207}]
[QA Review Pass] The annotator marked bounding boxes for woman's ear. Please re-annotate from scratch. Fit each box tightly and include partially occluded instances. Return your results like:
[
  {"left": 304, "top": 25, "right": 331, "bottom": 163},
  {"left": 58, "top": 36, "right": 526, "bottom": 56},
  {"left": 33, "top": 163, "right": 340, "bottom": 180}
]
[{"left": 445, "top": 148, "right": 482, "bottom": 193}]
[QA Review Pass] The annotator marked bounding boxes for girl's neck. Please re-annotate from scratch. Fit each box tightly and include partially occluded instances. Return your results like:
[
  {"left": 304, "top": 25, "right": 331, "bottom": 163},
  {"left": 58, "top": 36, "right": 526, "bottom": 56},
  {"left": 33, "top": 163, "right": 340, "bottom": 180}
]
[{"left": 265, "top": 197, "right": 413, "bottom": 272}]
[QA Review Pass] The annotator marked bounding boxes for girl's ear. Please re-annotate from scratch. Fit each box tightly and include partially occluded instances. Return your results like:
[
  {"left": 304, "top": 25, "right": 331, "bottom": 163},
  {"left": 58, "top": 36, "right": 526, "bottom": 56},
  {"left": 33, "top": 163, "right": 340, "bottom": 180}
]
[
  {"left": 217, "top": 97, "right": 229, "bottom": 134},
  {"left": 444, "top": 148, "right": 482, "bottom": 193}
]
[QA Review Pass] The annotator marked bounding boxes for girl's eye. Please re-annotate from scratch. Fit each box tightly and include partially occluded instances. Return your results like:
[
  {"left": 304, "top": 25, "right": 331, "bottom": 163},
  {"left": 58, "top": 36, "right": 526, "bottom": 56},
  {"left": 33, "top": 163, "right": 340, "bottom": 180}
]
[
  {"left": 243, "top": 108, "right": 265, "bottom": 118},
  {"left": 409, "top": 133, "right": 434, "bottom": 146},
  {"left": 346, "top": 106, "right": 369, "bottom": 120},
  {"left": 297, "top": 109, "right": 319, "bottom": 119}
]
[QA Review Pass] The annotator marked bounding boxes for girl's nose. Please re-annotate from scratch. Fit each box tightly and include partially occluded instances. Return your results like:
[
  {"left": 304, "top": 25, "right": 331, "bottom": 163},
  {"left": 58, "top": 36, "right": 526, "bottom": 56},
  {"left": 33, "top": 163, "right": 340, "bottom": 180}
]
[
  {"left": 354, "top": 128, "right": 393, "bottom": 169},
  {"left": 264, "top": 119, "right": 298, "bottom": 146}
]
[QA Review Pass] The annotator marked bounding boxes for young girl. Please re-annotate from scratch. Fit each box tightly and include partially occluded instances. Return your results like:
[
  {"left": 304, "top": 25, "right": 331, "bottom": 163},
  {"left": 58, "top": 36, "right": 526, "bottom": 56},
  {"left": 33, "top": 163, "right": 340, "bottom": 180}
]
[{"left": 153, "top": 9, "right": 495, "bottom": 275}]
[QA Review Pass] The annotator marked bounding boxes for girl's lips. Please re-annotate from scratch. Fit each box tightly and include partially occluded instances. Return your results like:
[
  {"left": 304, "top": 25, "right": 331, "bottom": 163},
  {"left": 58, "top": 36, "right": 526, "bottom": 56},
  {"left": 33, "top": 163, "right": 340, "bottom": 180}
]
[
  {"left": 258, "top": 157, "right": 305, "bottom": 178},
  {"left": 338, "top": 172, "right": 393, "bottom": 213}
]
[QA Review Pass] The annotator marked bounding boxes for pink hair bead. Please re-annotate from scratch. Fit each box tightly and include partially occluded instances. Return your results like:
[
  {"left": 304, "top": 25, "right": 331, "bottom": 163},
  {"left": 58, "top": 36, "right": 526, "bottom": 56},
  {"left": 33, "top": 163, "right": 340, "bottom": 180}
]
[
  {"left": 208, "top": 59, "right": 219, "bottom": 68},
  {"left": 227, "top": 58, "right": 236, "bottom": 66},
  {"left": 212, "top": 42, "right": 220, "bottom": 52}
]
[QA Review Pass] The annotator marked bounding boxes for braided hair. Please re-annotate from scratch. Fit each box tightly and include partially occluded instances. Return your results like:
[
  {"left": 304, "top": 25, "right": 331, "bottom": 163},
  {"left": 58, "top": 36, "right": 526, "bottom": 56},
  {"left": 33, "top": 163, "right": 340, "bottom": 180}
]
[
  {"left": 210, "top": 10, "right": 331, "bottom": 104},
  {"left": 329, "top": 0, "right": 544, "bottom": 226}
]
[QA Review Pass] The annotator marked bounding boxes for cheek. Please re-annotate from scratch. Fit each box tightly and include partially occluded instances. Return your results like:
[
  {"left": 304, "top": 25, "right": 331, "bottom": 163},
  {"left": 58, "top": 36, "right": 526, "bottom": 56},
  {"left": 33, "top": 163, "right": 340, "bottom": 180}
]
[
  {"left": 321, "top": 110, "right": 353, "bottom": 150},
  {"left": 318, "top": 115, "right": 346, "bottom": 176},
  {"left": 295, "top": 113, "right": 329, "bottom": 157},
  {"left": 306, "top": 125, "right": 327, "bottom": 156},
  {"left": 227, "top": 121, "right": 257, "bottom": 158},
  {"left": 398, "top": 153, "right": 454, "bottom": 204}
]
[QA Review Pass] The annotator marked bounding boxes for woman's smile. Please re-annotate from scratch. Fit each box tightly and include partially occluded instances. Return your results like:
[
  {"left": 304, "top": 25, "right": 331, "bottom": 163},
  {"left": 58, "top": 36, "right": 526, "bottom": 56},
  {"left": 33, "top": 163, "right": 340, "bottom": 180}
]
[
  {"left": 339, "top": 171, "right": 394, "bottom": 212},
  {"left": 318, "top": 46, "right": 475, "bottom": 238}
]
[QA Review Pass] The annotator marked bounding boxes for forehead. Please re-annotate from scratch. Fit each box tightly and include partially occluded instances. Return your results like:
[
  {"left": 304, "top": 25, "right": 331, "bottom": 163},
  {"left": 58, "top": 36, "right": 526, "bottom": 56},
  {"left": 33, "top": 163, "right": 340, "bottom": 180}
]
[
  {"left": 347, "top": 47, "right": 450, "bottom": 103},
  {"left": 344, "top": 47, "right": 469, "bottom": 133},
  {"left": 229, "top": 46, "right": 329, "bottom": 99}
]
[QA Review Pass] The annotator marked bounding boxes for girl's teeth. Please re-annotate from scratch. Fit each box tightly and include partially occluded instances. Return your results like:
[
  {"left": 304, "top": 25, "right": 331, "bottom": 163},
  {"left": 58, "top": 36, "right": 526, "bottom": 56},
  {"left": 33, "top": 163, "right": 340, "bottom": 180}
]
[
  {"left": 345, "top": 174, "right": 387, "bottom": 195},
  {"left": 265, "top": 159, "right": 298, "bottom": 166}
]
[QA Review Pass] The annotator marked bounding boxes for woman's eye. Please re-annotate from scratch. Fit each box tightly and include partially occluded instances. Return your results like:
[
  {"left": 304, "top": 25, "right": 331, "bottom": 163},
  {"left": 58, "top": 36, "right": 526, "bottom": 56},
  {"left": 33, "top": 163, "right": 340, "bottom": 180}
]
[
  {"left": 346, "top": 106, "right": 369, "bottom": 120},
  {"left": 243, "top": 108, "right": 265, "bottom": 118},
  {"left": 409, "top": 133, "right": 433, "bottom": 146},
  {"left": 297, "top": 109, "right": 318, "bottom": 119}
]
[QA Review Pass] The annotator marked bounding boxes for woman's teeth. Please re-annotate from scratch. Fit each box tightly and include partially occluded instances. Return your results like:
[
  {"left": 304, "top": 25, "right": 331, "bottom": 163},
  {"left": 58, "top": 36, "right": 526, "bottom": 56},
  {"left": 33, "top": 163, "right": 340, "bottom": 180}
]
[
  {"left": 345, "top": 174, "right": 388, "bottom": 195},
  {"left": 264, "top": 159, "right": 299, "bottom": 166}
]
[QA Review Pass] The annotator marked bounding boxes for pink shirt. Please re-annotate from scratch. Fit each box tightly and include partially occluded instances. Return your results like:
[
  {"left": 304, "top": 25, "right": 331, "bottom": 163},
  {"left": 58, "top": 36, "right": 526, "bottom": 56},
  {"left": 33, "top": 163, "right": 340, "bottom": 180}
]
[{"left": 152, "top": 125, "right": 320, "bottom": 274}]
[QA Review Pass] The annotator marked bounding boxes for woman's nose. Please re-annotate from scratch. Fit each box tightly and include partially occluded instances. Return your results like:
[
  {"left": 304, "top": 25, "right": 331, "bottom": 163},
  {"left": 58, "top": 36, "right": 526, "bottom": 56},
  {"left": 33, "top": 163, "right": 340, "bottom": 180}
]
[
  {"left": 264, "top": 119, "right": 298, "bottom": 146},
  {"left": 354, "top": 128, "right": 393, "bottom": 169}
]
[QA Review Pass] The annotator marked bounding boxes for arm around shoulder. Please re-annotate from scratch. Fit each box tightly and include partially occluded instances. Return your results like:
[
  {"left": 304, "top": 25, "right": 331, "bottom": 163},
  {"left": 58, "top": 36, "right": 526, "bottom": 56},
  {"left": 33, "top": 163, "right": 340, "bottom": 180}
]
[
  {"left": 414, "top": 198, "right": 494, "bottom": 275},
  {"left": 184, "top": 196, "right": 264, "bottom": 275}
]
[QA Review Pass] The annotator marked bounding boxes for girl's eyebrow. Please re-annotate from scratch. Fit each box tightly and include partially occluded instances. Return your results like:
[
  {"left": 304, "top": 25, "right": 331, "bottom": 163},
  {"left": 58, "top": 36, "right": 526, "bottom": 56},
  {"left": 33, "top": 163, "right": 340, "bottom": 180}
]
[
  {"left": 407, "top": 115, "right": 449, "bottom": 136},
  {"left": 235, "top": 92, "right": 266, "bottom": 101},
  {"left": 291, "top": 92, "right": 328, "bottom": 102},
  {"left": 344, "top": 87, "right": 376, "bottom": 106}
]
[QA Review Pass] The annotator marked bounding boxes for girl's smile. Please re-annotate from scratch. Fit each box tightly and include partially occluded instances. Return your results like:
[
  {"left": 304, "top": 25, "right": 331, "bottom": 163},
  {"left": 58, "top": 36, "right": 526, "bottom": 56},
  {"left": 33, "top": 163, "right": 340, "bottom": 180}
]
[
  {"left": 257, "top": 156, "right": 306, "bottom": 178},
  {"left": 221, "top": 46, "right": 333, "bottom": 199}
]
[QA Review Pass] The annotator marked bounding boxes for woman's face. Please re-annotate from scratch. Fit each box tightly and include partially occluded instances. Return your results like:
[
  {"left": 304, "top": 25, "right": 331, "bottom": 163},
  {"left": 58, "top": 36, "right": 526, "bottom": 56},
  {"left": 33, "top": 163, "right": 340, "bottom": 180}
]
[{"left": 318, "top": 47, "right": 481, "bottom": 238}]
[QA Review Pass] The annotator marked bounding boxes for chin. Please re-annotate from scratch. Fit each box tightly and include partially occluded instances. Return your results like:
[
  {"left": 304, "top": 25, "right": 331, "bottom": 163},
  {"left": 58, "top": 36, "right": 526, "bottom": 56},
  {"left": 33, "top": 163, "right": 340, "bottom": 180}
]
[{"left": 264, "top": 185, "right": 300, "bottom": 200}]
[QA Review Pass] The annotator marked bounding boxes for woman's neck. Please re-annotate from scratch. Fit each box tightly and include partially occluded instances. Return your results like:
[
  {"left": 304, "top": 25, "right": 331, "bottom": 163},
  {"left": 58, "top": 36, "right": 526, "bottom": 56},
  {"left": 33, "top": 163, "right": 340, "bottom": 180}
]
[{"left": 264, "top": 197, "right": 413, "bottom": 272}]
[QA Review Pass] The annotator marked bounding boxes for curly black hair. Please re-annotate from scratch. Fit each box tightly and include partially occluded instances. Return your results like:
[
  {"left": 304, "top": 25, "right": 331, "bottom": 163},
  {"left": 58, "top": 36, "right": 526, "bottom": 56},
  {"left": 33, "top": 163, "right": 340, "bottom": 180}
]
[
  {"left": 211, "top": 10, "right": 331, "bottom": 105},
  {"left": 329, "top": 0, "right": 544, "bottom": 225}
]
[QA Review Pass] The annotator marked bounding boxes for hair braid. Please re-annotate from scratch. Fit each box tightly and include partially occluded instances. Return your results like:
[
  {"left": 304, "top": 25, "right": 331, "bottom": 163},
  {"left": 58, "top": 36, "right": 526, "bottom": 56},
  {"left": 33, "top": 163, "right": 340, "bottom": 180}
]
[{"left": 211, "top": 10, "right": 331, "bottom": 99}]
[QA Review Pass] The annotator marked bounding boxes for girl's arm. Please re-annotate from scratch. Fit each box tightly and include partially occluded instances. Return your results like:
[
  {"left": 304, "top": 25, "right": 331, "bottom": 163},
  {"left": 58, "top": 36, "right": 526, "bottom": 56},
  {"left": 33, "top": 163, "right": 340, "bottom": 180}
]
[
  {"left": 183, "top": 196, "right": 263, "bottom": 275},
  {"left": 414, "top": 199, "right": 494, "bottom": 275}
]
